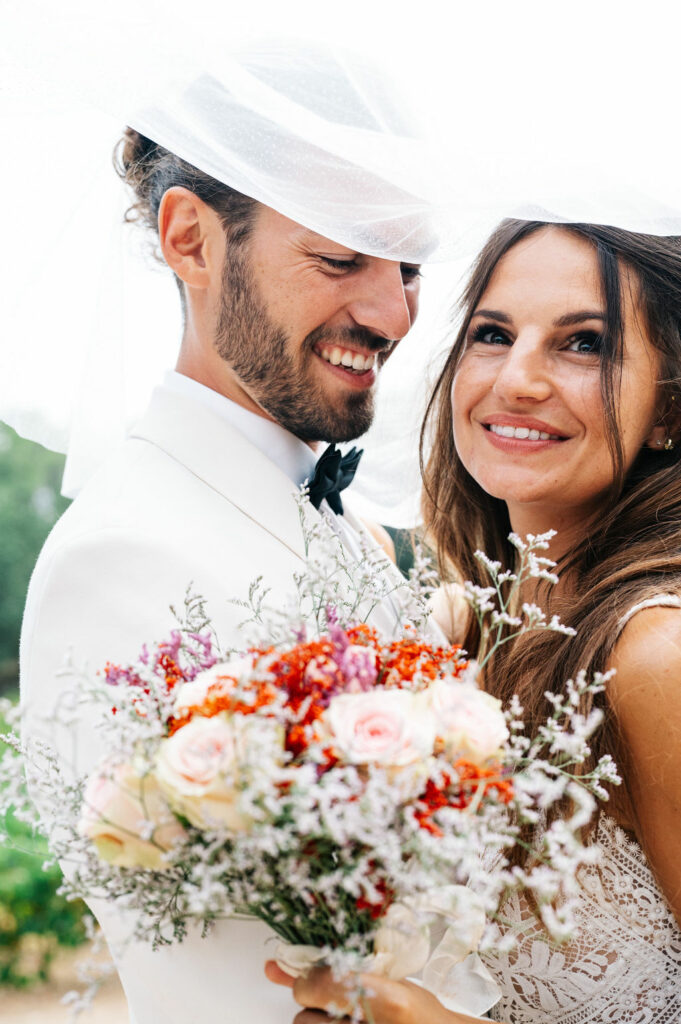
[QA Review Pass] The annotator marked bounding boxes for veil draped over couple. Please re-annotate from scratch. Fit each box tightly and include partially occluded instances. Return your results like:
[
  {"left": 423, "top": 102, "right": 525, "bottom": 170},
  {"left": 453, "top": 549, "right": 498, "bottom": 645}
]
[{"left": 12, "top": 33, "right": 681, "bottom": 1024}]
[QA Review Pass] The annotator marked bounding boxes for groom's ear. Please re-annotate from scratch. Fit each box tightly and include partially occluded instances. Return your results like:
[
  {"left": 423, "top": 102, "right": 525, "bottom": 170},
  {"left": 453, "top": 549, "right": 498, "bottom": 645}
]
[{"left": 158, "top": 187, "right": 224, "bottom": 291}]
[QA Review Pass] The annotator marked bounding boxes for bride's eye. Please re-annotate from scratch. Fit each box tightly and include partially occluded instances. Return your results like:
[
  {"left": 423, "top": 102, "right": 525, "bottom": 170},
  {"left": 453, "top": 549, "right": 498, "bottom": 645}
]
[
  {"left": 566, "top": 331, "right": 603, "bottom": 354},
  {"left": 469, "top": 323, "right": 511, "bottom": 346}
]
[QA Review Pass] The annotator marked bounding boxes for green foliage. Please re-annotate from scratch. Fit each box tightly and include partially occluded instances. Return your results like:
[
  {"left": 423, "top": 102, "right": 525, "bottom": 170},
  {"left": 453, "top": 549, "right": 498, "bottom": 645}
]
[
  {"left": 0, "top": 694, "right": 90, "bottom": 987},
  {"left": 0, "top": 426, "right": 69, "bottom": 688},
  {"left": 0, "top": 817, "right": 90, "bottom": 986}
]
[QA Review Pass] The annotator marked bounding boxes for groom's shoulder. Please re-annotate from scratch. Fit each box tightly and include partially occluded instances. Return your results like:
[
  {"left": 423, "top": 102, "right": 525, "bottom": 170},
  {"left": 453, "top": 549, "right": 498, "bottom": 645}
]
[
  {"left": 27, "top": 423, "right": 301, "bottom": 615},
  {"left": 26, "top": 435, "right": 225, "bottom": 618},
  {"left": 46, "top": 420, "right": 253, "bottom": 550},
  {"left": 43, "top": 436, "right": 192, "bottom": 549}
]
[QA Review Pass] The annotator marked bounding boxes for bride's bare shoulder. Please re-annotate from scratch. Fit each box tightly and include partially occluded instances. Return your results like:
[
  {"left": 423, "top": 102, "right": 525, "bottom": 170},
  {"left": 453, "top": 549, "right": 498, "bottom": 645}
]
[
  {"left": 430, "top": 582, "right": 470, "bottom": 645},
  {"left": 608, "top": 602, "right": 681, "bottom": 695},
  {"left": 607, "top": 603, "right": 681, "bottom": 925}
]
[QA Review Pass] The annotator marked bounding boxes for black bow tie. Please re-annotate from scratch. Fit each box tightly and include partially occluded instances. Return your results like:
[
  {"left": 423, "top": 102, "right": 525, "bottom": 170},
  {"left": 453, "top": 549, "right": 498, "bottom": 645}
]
[{"left": 307, "top": 444, "right": 363, "bottom": 515}]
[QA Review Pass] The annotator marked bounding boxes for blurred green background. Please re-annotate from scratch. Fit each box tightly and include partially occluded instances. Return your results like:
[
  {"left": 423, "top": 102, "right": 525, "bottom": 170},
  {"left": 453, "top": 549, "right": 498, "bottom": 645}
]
[{"left": 0, "top": 425, "right": 91, "bottom": 986}]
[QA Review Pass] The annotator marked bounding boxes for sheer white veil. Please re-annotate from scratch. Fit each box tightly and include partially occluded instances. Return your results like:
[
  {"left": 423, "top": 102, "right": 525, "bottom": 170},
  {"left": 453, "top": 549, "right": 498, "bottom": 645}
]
[{"left": 3, "top": 0, "right": 681, "bottom": 516}]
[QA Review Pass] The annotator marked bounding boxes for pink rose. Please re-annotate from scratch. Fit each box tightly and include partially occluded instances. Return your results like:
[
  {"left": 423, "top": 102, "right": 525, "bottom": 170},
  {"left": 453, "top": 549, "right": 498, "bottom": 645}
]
[
  {"left": 156, "top": 714, "right": 277, "bottom": 831},
  {"left": 79, "top": 761, "right": 186, "bottom": 869},
  {"left": 423, "top": 680, "right": 508, "bottom": 764},
  {"left": 324, "top": 689, "right": 436, "bottom": 766}
]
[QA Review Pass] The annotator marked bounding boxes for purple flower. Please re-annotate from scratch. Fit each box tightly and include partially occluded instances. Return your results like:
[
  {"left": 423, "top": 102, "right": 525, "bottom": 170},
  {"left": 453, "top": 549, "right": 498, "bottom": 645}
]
[{"left": 338, "top": 644, "right": 378, "bottom": 692}]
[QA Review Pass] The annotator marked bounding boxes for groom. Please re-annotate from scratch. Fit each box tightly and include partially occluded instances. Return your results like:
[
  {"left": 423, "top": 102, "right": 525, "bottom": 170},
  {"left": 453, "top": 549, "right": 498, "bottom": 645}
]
[{"left": 20, "top": 47, "right": 428, "bottom": 1024}]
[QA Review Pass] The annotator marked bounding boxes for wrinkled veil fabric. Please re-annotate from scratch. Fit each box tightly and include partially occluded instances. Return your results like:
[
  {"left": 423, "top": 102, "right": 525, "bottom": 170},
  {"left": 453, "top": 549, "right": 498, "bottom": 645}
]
[{"left": 2, "top": 0, "right": 681, "bottom": 515}]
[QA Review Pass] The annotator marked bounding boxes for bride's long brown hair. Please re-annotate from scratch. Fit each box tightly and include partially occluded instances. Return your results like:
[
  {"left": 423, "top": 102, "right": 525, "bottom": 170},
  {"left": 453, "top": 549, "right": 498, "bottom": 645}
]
[{"left": 421, "top": 220, "right": 681, "bottom": 833}]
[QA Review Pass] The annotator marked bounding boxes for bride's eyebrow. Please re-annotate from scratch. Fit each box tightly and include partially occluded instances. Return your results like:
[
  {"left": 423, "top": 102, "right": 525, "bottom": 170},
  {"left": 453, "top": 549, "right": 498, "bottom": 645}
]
[
  {"left": 553, "top": 311, "right": 606, "bottom": 327},
  {"left": 471, "top": 309, "right": 512, "bottom": 323}
]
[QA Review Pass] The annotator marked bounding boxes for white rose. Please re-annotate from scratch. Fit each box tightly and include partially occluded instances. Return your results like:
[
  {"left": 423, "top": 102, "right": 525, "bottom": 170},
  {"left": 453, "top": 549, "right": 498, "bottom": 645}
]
[
  {"left": 173, "top": 658, "right": 253, "bottom": 714},
  {"left": 424, "top": 680, "right": 508, "bottom": 764},
  {"left": 371, "top": 902, "right": 432, "bottom": 979},
  {"left": 79, "top": 760, "right": 186, "bottom": 869},
  {"left": 410, "top": 885, "right": 486, "bottom": 962},
  {"left": 324, "top": 689, "right": 436, "bottom": 766},
  {"left": 156, "top": 714, "right": 250, "bottom": 830},
  {"left": 273, "top": 944, "right": 327, "bottom": 978}
]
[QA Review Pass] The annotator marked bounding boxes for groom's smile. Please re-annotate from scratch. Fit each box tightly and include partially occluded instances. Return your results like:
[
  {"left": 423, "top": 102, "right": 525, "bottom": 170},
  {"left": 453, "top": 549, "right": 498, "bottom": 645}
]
[
  {"left": 309, "top": 328, "right": 397, "bottom": 393},
  {"left": 225, "top": 206, "right": 420, "bottom": 443}
]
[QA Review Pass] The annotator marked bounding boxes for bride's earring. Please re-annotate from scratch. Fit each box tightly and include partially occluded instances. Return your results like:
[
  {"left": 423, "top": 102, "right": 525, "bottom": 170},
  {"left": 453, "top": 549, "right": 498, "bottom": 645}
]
[
  {"left": 648, "top": 419, "right": 676, "bottom": 452},
  {"left": 647, "top": 397, "right": 679, "bottom": 451}
]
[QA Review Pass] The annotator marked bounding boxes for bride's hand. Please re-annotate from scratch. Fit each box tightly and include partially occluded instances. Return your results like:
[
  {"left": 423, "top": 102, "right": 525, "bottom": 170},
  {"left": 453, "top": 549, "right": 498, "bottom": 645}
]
[{"left": 264, "top": 961, "right": 485, "bottom": 1024}]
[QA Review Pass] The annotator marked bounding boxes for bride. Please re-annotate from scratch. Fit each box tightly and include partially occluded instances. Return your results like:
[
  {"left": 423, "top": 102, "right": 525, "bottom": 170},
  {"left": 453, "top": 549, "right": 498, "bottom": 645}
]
[{"left": 266, "top": 219, "right": 681, "bottom": 1021}]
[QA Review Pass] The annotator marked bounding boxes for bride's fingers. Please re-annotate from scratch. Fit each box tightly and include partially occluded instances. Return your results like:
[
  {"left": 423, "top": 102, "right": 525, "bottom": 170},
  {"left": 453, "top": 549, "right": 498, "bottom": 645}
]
[
  {"left": 292, "top": 970, "right": 453, "bottom": 1024},
  {"left": 291, "top": 966, "right": 357, "bottom": 1015},
  {"left": 293, "top": 1013, "right": 341, "bottom": 1024},
  {"left": 264, "top": 960, "right": 296, "bottom": 988}
]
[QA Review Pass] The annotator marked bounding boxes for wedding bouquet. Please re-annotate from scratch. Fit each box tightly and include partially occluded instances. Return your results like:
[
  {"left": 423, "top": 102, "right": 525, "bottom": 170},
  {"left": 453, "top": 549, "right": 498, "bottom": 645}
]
[{"left": 0, "top": 511, "right": 620, "bottom": 1017}]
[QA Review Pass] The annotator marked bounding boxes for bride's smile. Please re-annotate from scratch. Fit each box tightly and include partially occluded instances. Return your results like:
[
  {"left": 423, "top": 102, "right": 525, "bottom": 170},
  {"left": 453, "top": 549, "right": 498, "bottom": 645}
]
[{"left": 451, "top": 226, "right": 662, "bottom": 542}]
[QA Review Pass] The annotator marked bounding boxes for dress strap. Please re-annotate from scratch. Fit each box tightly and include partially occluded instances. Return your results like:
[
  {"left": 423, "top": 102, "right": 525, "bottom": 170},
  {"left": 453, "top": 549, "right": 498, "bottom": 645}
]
[{"left": 618, "top": 593, "right": 681, "bottom": 632}]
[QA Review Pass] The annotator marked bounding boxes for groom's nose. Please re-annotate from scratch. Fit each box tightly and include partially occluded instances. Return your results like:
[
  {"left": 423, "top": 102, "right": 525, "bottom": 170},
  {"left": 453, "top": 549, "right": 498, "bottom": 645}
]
[{"left": 345, "top": 258, "right": 419, "bottom": 341}]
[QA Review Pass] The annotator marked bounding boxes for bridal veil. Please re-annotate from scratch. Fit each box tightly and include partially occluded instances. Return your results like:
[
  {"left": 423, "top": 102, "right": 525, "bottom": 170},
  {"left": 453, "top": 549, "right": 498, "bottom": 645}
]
[{"left": 2, "top": 0, "right": 681, "bottom": 517}]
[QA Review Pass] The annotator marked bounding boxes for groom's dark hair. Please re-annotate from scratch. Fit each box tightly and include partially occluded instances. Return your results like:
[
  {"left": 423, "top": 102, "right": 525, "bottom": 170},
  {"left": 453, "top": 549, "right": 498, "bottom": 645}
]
[{"left": 114, "top": 128, "right": 257, "bottom": 302}]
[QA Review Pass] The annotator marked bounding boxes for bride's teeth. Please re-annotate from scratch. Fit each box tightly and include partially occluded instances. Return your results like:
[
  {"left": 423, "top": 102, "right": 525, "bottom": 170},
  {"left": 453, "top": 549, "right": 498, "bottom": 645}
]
[
  {"left": 490, "top": 424, "right": 560, "bottom": 441},
  {"left": 329, "top": 348, "right": 342, "bottom": 365}
]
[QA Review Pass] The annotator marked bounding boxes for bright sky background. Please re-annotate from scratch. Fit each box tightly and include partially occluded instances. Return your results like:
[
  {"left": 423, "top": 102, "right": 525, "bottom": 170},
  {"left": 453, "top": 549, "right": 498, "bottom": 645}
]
[{"left": 1, "top": 0, "right": 680, "bottom": 514}]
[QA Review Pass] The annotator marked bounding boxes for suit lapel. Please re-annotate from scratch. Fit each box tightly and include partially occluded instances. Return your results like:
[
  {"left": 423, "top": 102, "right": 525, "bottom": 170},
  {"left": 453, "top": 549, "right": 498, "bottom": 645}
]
[
  {"left": 130, "top": 386, "right": 412, "bottom": 635},
  {"left": 130, "top": 386, "right": 310, "bottom": 561}
]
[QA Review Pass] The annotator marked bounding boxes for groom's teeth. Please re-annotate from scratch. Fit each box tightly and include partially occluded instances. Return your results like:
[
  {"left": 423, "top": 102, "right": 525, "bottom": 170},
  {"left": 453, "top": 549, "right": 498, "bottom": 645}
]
[
  {"left": 489, "top": 424, "right": 560, "bottom": 441},
  {"left": 318, "top": 347, "right": 377, "bottom": 372}
]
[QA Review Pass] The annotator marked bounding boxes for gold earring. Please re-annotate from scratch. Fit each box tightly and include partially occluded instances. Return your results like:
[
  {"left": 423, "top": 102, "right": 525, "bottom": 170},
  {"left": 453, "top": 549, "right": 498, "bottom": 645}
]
[{"left": 665, "top": 437, "right": 675, "bottom": 451}]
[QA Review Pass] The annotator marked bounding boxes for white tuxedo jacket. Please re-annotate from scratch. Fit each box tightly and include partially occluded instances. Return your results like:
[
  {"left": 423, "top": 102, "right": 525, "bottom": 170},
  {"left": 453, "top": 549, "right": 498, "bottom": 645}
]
[{"left": 20, "top": 384, "right": 406, "bottom": 1024}]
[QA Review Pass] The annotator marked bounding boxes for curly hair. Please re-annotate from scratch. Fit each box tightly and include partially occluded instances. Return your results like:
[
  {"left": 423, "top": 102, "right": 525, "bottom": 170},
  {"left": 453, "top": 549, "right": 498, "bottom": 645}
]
[{"left": 113, "top": 128, "right": 257, "bottom": 301}]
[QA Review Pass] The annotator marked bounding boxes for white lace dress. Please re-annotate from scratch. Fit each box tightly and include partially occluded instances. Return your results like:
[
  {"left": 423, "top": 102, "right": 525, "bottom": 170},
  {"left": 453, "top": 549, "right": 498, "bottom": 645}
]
[{"left": 485, "top": 596, "right": 681, "bottom": 1023}]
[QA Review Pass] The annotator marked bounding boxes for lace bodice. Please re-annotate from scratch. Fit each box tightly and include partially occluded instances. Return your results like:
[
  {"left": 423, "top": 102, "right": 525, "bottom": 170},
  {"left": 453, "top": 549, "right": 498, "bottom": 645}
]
[
  {"left": 485, "top": 593, "right": 681, "bottom": 1023},
  {"left": 483, "top": 598, "right": 679, "bottom": 1019},
  {"left": 485, "top": 816, "right": 681, "bottom": 1022}
]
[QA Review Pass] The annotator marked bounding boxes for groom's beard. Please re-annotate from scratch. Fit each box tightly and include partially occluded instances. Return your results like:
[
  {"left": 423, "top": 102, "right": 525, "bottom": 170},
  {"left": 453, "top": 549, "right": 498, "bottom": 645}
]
[{"left": 214, "top": 249, "right": 387, "bottom": 444}]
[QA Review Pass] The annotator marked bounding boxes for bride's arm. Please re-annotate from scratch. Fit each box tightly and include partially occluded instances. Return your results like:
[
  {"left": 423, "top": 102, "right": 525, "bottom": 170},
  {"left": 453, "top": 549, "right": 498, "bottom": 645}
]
[
  {"left": 265, "top": 962, "right": 506, "bottom": 1024},
  {"left": 608, "top": 606, "right": 681, "bottom": 926}
]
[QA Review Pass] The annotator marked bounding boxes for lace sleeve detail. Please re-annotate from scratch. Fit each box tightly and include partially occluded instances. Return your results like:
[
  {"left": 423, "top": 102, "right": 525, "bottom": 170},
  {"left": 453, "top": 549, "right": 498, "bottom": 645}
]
[{"left": 485, "top": 816, "right": 681, "bottom": 1023}]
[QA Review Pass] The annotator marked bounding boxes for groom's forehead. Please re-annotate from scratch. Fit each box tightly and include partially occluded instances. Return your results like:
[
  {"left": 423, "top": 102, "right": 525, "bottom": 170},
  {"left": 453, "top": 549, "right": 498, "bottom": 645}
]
[
  {"left": 251, "top": 207, "right": 426, "bottom": 264},
  {"left": 248, "top": 207, "right": 362, "bottom": 255}
]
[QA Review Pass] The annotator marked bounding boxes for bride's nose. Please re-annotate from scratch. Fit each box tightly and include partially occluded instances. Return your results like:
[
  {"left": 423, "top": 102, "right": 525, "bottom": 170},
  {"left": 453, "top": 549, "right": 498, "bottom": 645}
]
[{"left": 492, "top": 335, "right": 552, "bottom": 403}]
